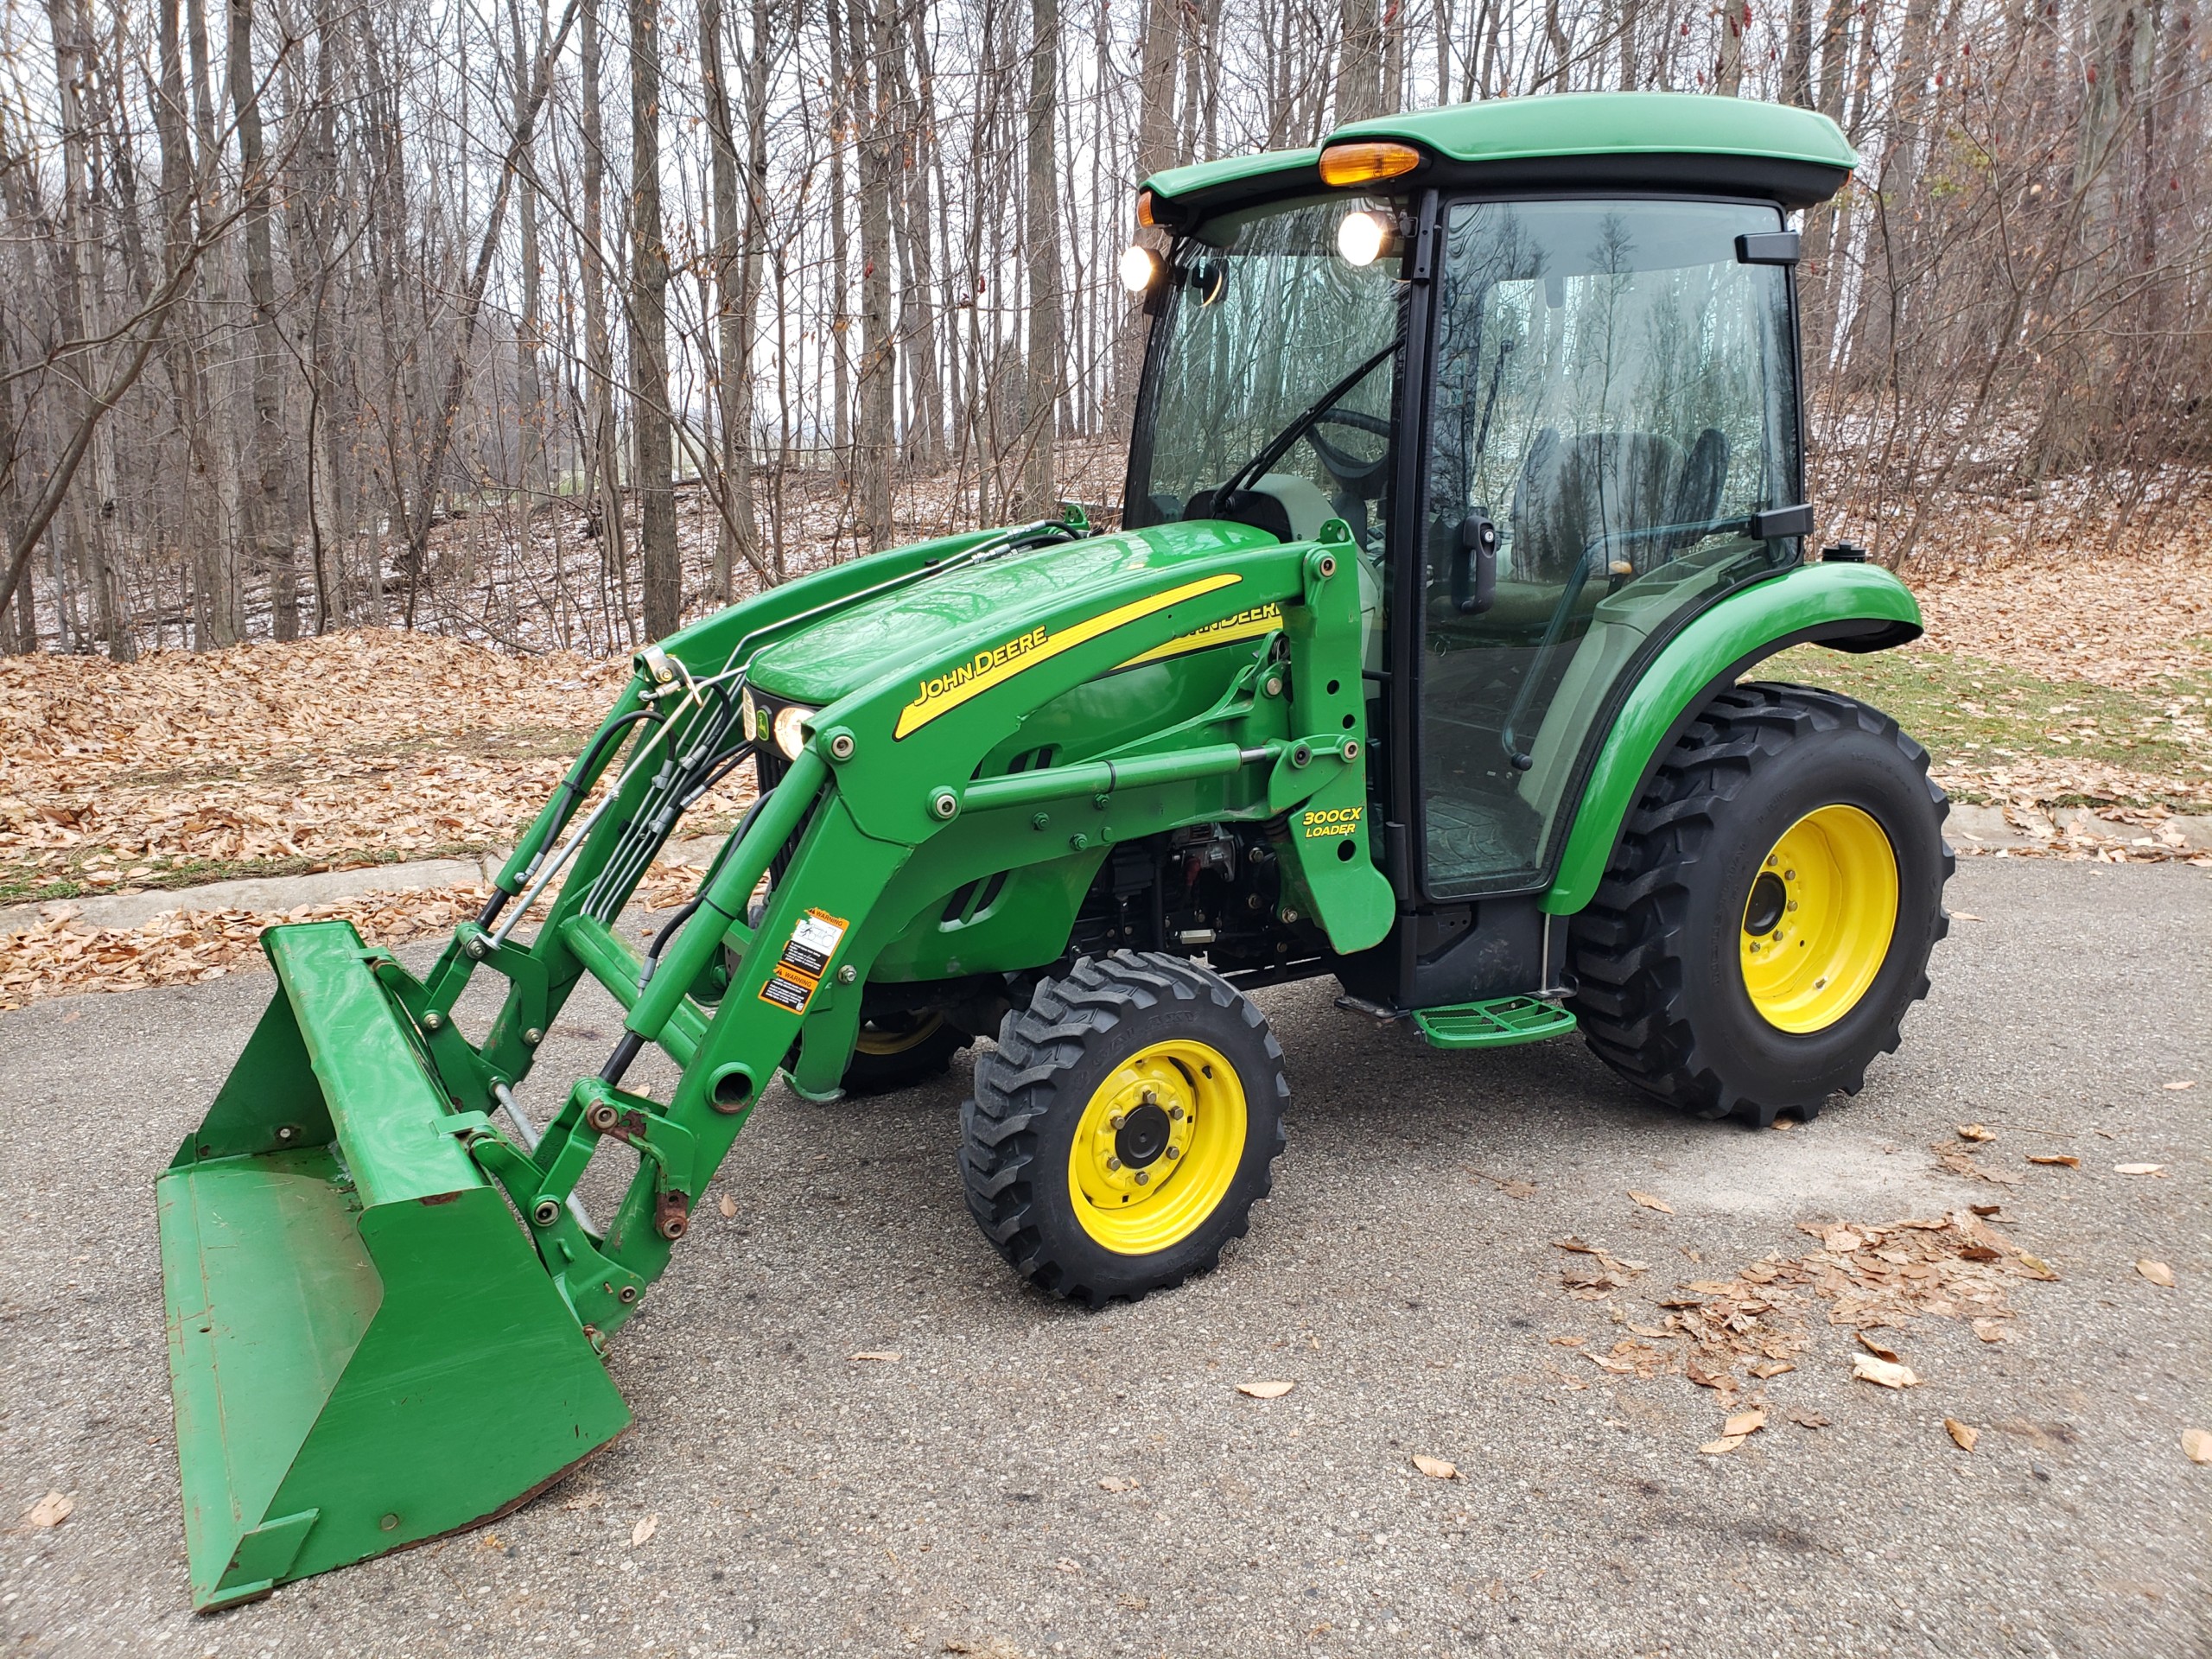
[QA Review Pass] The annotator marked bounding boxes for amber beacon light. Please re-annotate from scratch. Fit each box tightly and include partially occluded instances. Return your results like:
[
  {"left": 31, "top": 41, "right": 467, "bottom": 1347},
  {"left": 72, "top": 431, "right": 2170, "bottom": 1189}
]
[{"left": 1318, "top": 141, "right": 1423, "bottom": 187}]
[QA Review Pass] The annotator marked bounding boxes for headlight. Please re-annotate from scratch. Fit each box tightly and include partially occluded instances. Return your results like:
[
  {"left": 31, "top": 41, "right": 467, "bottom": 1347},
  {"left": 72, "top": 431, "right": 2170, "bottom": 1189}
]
[
  {"left": 1337, "top": 209, "right": 1393, "bottom": 268},
  {"left": 772, "top": 703, "right": 811, "bottom": 760},
  {"left": 1119, "top": 243, "right": 1160, "bottom": 293},
  {"left": 739, "top": 688, "right": 758, "bottom": 742}
]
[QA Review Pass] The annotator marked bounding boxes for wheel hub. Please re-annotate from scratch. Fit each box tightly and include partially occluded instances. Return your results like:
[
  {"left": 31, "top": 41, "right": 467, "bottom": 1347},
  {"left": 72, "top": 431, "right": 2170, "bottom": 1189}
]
[
  {"left": 1115, "top": 1100, "right": 1173, "bottom": 1168},
  {"left": 1742, "top": 871, "right": 1788, "bottom": 937},
  {"left": 1068, "top": 1040, "right": 1248, "bottom": 1254},
  {"left": 1739, "top": 804, "right": 1900, "bottom": 1033}
]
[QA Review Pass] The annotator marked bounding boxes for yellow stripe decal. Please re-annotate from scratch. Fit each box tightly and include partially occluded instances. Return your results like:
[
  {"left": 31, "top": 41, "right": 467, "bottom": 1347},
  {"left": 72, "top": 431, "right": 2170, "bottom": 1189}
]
[
  {"left": 893, "top": 574, "right": 1243, "bottom": 740},
  {"left": 1116, "top": 600, "right": 1284, "bottom": 670}
]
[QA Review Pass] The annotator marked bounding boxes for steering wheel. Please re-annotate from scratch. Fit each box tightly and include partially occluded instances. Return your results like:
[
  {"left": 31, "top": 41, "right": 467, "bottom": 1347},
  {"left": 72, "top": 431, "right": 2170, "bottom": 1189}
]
[{"left": 1304, "top": 410, "right": 1393, "bottom": 499}]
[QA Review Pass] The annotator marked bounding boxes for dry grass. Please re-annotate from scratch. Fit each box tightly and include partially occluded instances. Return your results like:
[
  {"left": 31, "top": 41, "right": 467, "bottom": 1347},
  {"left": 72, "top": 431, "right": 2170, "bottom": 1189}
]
[{"left": 3, "top": 515, "right": 2208, "bottom": 1012}]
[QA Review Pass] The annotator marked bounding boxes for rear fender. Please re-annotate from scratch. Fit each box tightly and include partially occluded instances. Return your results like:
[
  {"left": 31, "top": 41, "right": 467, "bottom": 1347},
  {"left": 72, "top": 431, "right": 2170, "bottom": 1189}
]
[{"left": 1539, "top": 562, "right": 1923, "bottom": 917}]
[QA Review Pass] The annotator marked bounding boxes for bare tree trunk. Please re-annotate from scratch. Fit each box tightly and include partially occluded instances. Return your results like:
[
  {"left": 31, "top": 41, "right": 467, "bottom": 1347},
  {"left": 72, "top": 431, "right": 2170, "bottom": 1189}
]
[
  {"left": 155, "top": 0, "right": 231, "bottom": 647},
  {"left": 826, "top": 0, "right": 855, "bottom": 466},
  {"left": 228, "top": 0, "right": 297, "bottom": 639},
  {"left": 701, "top": 0, "right": 756, "bottom": 601},
  {"left": 743, "top": 0, "right": 775, "bottom": 575},
  {"left": 45, "top": 0, "right": 130, "bottom": 659},
  {"left": 849, "top": 0, "right": 896, "bottom": 550},
  {"left": 1713, "top": 0, "right": 1750, "bottom": 92},
  {"left": 0, "top": 360, "right": 35, "bottom": 652},
  {"left": 1019, "top": 0, "right": 1061, "bottom": 514},
  {"left": 1137, "top": 0, "right": 1180, "bottom": 175},
  {"left": 512, "top": 0, "right": 547, "bottom": 512},
  {"left": 893, "top": 8, "right": 944, "bottom": 471},
  {"left": 1783, "top": 0, "right": 1816, "bottom": 101},
  {"left": 628, "top": 0, "right": 679, "bottom": 635},
  {"left": 580, "top": 0, "right": 629, "bottom": 645}
]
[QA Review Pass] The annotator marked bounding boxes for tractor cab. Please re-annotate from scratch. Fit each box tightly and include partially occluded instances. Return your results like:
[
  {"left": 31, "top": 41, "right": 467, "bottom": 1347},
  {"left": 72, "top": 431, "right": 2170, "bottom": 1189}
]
[{"left": 1125, "top": 93, "right": 1854, "bottom": 1011}]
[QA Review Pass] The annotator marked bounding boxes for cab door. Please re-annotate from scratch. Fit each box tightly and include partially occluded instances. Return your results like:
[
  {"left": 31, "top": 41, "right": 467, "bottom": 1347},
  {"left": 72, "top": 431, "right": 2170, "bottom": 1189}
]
[{"left": 1408, "top": 196, "right": 1808, "bottom": 903}]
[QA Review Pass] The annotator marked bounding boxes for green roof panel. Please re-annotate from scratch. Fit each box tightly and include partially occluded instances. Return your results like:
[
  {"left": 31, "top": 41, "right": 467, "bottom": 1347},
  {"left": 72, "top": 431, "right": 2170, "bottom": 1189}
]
[{"left": 1143, "top": 92, "right": 1857, "bottom": 216}]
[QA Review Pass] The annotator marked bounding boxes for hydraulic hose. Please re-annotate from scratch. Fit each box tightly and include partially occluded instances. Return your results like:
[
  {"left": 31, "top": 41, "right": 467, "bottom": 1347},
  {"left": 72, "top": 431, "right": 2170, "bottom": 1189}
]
[
  {"left": 595, "top": 785, "right": 772, "bottom": 1089},
  {"left": 477, "top": 706, "right": 662, "bottom": 927}
]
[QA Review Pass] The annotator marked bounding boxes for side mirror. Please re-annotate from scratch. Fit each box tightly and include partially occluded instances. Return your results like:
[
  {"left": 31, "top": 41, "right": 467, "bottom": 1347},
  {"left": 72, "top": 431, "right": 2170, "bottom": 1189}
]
[{"left": 1451, "top": 515, "right": 1498, "bottom": 615}]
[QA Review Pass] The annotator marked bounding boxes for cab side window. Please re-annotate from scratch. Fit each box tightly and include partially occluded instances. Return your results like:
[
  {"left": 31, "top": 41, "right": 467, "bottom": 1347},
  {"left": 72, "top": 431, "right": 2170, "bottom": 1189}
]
[{"left": 1419, "top": 200, "right": 1801, "bottom": 896}]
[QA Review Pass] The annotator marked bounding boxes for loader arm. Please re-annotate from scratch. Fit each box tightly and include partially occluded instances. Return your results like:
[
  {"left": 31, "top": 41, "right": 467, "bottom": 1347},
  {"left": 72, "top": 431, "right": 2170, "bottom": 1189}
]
[
  {"left": 477, "top": 527, "right": 1389, "bottom": 1336},
  {"left": 150, "top": 517, "right": 1395, "bottom": 1614}
]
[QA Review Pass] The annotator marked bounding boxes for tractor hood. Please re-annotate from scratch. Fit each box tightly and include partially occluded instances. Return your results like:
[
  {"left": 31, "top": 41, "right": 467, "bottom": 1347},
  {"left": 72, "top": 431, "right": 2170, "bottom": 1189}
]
[{"left": 742, "top": 518, "right": 1281, "bottom": 709}]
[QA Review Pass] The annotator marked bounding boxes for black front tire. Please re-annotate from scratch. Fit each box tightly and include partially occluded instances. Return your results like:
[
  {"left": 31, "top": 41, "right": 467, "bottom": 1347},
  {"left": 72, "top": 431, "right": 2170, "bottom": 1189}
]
[
  {"left": 1566, "top": 683, "right": 1953, "bottom": 1126},
  {"left": 959, "top": 951, "right": 1288, "bottom": 1304}
]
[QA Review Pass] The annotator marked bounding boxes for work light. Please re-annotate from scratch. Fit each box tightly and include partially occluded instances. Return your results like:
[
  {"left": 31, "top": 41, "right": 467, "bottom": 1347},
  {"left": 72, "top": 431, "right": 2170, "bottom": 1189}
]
[{"left": 1120, "top": 243, "right": 1161, "bottom": 293}]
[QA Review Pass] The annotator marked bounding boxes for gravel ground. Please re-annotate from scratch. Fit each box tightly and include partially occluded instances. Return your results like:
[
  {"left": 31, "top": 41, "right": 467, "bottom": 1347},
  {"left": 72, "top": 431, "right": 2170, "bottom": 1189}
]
[{"left": 2, "top": 858, "right": 2207, "bottom": 1658}]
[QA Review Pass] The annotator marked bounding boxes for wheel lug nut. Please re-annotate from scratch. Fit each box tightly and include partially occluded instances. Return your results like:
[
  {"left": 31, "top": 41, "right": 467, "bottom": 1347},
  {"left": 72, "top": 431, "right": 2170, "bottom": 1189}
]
[
  {"left": 1166, "top": 1147, "right": 1181, "bottom": 1160},
  {"left": 1168, "top": 1105, "right": 1184, "bottom": 1121},
  {"left": 1141, "top": 1090, "right": 1157, "bottom": 1106},
  {"left": 1786, "top": 899, "right": 1798, "bottom": 912},
  {"left": 1110, "top": 1113, "right": 1126, "bottom": 1129},
  {"left": 1134, "top": 1170, "right": 1149, "bottom": 1185},
  {"left": 1106, "top": 1156, "right": 1122, "bottom": 1172}
]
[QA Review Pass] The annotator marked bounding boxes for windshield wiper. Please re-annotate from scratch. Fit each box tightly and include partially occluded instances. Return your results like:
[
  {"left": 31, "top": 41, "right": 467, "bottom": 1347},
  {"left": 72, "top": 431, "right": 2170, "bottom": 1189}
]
[{"left": 1210, "top": 341, "right": 1397, "bottom": 511}]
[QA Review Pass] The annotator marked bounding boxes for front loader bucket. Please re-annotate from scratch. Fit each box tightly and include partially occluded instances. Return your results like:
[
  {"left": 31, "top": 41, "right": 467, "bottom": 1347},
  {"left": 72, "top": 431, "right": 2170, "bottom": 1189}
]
[{"left": 156, "top": 922, "right": 629, "bottom": 1611}]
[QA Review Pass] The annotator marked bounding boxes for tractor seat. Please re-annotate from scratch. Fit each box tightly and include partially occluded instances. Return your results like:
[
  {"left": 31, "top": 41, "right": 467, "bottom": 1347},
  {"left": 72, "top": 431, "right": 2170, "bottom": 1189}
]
[{"left": 1508, "top": 426, "right": 1730, "bottom": 585}]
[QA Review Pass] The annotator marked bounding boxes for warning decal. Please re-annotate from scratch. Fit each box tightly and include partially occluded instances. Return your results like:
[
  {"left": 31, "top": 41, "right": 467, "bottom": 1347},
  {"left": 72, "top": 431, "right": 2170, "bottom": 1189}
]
[{"left": 757, "top": 907, "right": 849, "bottom": 1015}]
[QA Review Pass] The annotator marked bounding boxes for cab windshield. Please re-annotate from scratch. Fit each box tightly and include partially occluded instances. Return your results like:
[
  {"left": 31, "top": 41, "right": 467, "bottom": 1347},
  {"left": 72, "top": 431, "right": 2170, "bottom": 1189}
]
[{"left": 1125, "top": 195, "right": 1404, "bottom": 555}]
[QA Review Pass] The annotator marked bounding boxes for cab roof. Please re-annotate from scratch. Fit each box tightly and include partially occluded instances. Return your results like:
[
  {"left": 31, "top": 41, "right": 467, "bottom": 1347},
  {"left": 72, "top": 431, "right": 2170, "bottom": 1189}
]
[{"left": 1141, "top": 92, "right": 1858, "bottom": 224}]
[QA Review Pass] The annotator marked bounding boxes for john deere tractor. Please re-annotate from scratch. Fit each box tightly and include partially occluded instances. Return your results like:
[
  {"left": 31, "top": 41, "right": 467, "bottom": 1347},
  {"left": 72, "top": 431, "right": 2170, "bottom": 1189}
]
[{"left": 156, "top": 92, "right": 1949, "bottom": 1608}]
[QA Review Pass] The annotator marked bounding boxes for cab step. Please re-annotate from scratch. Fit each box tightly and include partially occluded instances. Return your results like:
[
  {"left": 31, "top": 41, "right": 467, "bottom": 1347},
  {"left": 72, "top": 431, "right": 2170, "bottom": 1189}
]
[{"left": 1413, "top": 995, "right": 1578, "bottom": 1051}]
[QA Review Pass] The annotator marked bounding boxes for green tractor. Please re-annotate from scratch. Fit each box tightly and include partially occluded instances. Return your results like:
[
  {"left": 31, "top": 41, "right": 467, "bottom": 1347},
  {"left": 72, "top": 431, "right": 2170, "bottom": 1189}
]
[{"left": 156, "top": 91, "right": 1949, "bottom": 1609}]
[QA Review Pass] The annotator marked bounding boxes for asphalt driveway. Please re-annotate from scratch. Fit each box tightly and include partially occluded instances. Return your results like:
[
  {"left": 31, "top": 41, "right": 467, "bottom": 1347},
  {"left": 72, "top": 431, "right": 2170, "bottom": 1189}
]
[{"left": 2, "top": 857, "right": 2206, "bottom": 1657}]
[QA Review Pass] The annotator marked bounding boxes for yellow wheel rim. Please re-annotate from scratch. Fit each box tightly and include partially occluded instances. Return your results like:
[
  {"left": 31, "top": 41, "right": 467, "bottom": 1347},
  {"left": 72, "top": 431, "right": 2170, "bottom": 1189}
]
[
  {"left": 855, "top": 1012, "right": 944, "bottom": 1056},
  {"left": 1068, "top": 1039, "right": 1247, "bottom": 1255},
  {"left": 1739, "top": 804, "right": 1899, "bottom": 1033}
]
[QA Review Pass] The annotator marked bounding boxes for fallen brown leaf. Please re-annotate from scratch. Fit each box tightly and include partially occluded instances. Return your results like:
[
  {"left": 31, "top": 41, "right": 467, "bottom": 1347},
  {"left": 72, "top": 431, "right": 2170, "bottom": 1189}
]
[
  {"left": 1950, "top": 912, "right": 1986, "bottom": 921},
  {"left": 2027, "top": 1154, "right": 2080, "bottom": 1167},
  {"left": 2184, "top": 1428, "right": 2212, "bottom": 1465},
  {"left": 1972, "top": 1319, "right": 2013, "bottom": 1344},
  {"left": 1956, "top": 1123, "right": 1998, "bottom": 1143},
  {"left": 849, "top": 1350, "right": 902, "bottom": 1363},
  {"left": 1748, "top": 1360, "right": 1796, "bottom": 1379},
  {"left": 1851, "top": 1352, "right": 1920, "bottom": 1389},
  {"left": 1858, "top": 1332, "right": 1904, "bottom": 1363},
  {"left": 1722, "top": 1408, "right": 1767, "bottom": 1438},
  {"left": 1788, "top": 1408, "right": 1831, "bottom": 1429},
  {"left": 1236, "top": 1379, "right": 1295, "bottom": 1399},
  {"left": 1699, "top": 1434, "right": 1747, "bottom": 1455},
  {"left": 1935, "top": 1146, "right": 2024, "bottom": 1185},
  {"left": 631, "top": 1513, "right": 658, "bottom": 1548},
  {"left": 1097, "top": 1476, "right": 1135, "bottom": 1493},
  {"left": 2136, "top": 1260, "right": 2177, "bottom": 1287},
  {"left": 1411, "top": 1454, "right": 1459, "bottom": 1479},
  {"left": 717, "top": 1193, "right": 738, "bottom": 1219},
  {"left": 2114, "top": 1163, "right": 2166, "bottom": 1176},
  {"left": 1945, "top": 1418, "right": 1980, "bottom": 1452},
  {"left": 2164, "top": 1080, "right": 2196, "bottom": 1091},
  {"left": 1627, "top": 1190, "right": 1675, "bottom": 1214},
  {"left": 1498, "top": 1179, "right": 1538, "bottom": 1198},
  {"left": 23, "top": 1491, "right": 71, "bottom": 1529}
]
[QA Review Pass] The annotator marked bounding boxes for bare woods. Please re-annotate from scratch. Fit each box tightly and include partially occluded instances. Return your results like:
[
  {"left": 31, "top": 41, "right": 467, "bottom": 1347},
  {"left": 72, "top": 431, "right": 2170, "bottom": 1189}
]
[{"left": 1, "top": 0, "right": 2205, "bottom": 661}]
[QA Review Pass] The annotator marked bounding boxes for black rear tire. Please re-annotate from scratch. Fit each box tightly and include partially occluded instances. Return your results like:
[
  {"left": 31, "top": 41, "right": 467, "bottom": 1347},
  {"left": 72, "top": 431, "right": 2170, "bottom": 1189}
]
[
  {"left": 959, "top": 951, "right": 1288, "bottom": 1303},
  {"left": 1566, "top": 683, "right": 1953, "bottom": 1126}
]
